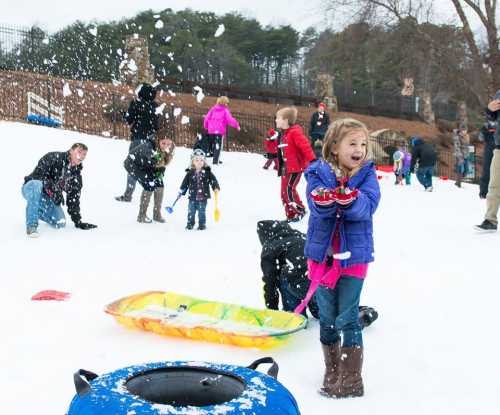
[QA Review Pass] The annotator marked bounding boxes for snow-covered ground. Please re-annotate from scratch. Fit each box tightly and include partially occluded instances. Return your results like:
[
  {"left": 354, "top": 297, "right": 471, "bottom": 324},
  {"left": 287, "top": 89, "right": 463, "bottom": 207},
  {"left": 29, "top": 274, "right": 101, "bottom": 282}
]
[{"left": 1, "top": 120, "right": 499, "bottom": 414}]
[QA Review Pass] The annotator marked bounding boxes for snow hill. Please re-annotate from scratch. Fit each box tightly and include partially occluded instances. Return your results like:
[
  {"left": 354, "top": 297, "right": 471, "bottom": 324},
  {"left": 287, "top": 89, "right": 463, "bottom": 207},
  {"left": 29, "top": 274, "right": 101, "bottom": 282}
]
[{"left": 1, "top": 121, "right": 499, "bottom": 414}]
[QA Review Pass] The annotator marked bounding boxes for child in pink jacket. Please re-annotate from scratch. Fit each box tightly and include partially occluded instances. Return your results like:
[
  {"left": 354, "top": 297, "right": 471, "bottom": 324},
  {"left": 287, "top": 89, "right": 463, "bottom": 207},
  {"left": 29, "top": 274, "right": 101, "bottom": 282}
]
[{"left": 203, "top": 96, "right": 240, "bottom": 165}]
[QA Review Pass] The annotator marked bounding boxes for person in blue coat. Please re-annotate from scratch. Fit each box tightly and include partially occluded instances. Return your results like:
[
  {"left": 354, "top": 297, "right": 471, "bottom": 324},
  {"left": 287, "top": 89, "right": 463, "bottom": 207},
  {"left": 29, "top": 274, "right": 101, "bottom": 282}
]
[{"left": 304, "top": 118, "right": 381, "bottom": 399}]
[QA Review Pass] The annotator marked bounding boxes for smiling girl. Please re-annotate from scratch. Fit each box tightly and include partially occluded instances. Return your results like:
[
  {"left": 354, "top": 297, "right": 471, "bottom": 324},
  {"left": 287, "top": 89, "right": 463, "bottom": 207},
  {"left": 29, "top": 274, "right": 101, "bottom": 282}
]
[{"left": 304, "top": 118, "right": 381, "bottom": 399}]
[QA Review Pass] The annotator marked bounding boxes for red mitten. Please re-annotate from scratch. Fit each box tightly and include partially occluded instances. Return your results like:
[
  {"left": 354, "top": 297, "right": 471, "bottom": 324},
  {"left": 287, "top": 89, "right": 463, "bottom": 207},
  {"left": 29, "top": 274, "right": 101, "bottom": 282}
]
[
  {"left": 311, "top": 187, "right": 336, "bottom": 206},
  {"left": 334, "top": 185, "right": 359, "bottom": 206}
]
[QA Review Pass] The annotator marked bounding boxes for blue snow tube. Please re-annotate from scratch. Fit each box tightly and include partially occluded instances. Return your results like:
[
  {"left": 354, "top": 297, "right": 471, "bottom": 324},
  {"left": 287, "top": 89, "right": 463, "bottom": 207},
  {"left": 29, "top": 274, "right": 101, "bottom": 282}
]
[
  {"left": 67, "top": 357, "right": 300, "bottom": 415},
  {"left": 26, "top": 114, "right": 61, "bottom": 128}
]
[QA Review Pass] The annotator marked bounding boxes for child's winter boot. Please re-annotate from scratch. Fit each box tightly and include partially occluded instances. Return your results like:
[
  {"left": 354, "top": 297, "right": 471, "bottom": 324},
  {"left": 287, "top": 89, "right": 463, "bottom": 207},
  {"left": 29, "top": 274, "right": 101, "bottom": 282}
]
[
  {"left": 323, "top": 346, "right": 364, "bottom": 398},
  {"left": 137, "top": 190, "right": 153, "bottom": 223},
  {"left": 153, "top": 187, "right": 165, "bottom": 223},
  {"left": 319, "top": 342, "right": 341, "bottom": 395}
]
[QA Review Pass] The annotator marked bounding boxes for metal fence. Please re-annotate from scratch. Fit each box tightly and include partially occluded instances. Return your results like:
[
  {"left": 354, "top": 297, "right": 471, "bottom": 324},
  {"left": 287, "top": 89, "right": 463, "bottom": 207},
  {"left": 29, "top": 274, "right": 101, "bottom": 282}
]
[
  {"left": 0, "top": 23, "right": 460, "bottom": 123},
  {"left": 0, "top": 24, "right": 36, "bottom": 52},
  {"left": 0, "top": 70, "right": 479, "bottom": 183}
]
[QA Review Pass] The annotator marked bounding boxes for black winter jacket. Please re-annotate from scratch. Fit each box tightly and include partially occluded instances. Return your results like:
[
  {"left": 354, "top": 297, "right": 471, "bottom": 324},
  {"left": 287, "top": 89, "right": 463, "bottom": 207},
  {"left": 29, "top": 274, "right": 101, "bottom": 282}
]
[
  {"left": 479, "top": 122, "right": 496, "bottom": 146},
  {"left": 124, "top": 84, "right": 160, "bottom": 142},
  {"left": 309, "top": 111, "right": 330, "bottom": 137},
  {"left": 410, "top": 139, "right": 438, "bottom": 170},
  {"left": 180, "top": 166, "right": 220, "bottom": 201},
  {"left": 24, "top": 151, "right": 83, "bottom": 224},
  {"left": 485, "top": 107, "right": 500, "bottom": 147},
  {"left": 124, "top": 141, "right": 163, "bottom": 191},
  {"left": 257, "top": 220, "right": 318, "bottom": 317}
]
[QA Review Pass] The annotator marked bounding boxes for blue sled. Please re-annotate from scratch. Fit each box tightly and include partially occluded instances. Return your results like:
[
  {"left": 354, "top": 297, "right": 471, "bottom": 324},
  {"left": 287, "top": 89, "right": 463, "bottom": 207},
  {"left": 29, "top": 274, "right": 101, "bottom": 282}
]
[{"left": 26, "top": 114, "right": 62, "bottom": 128}]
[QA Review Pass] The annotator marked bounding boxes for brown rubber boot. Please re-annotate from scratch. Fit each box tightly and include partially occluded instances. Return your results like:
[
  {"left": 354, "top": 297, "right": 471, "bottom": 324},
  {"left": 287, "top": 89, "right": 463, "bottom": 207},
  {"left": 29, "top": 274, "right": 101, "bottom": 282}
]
[
  {"left": 322, "top": 346, "right": 364, "bottom": 398},
  {"left": 153, "top": 187, "right": 165, "bottom": 223},
  {"left": 319, "top": 342, "right": 341, "bottom": 395},
  {"left": 137, "top": 190, "right": 153, "bottom": 223}
]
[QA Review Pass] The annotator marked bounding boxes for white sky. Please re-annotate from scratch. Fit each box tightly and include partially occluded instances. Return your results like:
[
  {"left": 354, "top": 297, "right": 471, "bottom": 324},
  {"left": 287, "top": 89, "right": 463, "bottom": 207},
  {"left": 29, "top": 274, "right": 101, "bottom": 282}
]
[
  {"left": 3, "top": 0, "right": 323, "bottom": 33},
  {"left": 1, "top": 0, "right": 488, "bottom": 36}
]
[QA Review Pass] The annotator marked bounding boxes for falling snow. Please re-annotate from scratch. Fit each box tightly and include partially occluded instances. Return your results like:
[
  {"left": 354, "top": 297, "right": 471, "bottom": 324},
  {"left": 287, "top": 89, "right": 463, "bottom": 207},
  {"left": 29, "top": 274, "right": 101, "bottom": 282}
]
[
  {"left": 62, "top": 83, "right": 72, "bottom": 97},
  {"left": 214, "top": 24, "right": 225, "bottom": 38}
]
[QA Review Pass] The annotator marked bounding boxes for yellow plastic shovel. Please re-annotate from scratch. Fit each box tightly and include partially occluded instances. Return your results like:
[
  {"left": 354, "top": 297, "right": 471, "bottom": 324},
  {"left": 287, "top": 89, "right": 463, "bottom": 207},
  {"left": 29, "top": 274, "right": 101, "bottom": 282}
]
[{"left": 214, "top": 190, "right": 220, "bottom": 223}]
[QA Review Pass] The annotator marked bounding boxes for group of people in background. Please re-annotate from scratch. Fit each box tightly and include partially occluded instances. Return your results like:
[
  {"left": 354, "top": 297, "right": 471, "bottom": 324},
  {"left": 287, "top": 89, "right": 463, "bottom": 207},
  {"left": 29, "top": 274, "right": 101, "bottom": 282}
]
[{"left": 22, "top": 84, "right": 237, "bottom": 237}]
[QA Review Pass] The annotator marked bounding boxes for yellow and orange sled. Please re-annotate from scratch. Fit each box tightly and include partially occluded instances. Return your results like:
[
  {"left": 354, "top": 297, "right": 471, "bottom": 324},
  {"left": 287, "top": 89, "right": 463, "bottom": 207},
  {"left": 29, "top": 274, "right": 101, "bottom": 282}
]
[{"left": 105, "top": 291, "right": 307, "bottom": 349}]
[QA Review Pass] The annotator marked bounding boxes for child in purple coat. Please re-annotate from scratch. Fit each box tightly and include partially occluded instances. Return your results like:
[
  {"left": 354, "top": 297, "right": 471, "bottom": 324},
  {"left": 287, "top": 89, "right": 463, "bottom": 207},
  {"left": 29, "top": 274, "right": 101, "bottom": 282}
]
[{"left": 304, "top": 118, "right": 381, "bottom": 399}]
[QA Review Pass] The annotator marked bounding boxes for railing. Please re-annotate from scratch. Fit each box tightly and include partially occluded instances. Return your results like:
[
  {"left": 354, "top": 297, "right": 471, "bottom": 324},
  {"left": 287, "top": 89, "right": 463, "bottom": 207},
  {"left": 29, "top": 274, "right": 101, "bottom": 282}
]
[{"left": 0, "top": 70, "right": 479, "bottom": 183}]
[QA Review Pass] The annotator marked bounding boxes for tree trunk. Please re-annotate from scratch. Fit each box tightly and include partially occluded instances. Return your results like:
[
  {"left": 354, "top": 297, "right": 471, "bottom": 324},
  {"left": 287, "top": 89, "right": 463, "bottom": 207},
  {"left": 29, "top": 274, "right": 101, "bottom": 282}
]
[
  {"left": 457, "top": 100, "right": 468, "bottom": 129},
  {"left": 419, "top": 90, "right": 435, "bottom": 125}
]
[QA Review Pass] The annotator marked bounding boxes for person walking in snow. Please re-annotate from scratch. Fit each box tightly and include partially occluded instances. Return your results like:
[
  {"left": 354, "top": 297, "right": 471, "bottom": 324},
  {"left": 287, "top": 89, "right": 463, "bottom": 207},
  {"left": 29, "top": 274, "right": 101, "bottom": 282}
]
[
  {"left": 179, "top": 149, "right": 220, "bottom": 230},
  {"left": 304, "top": 118, "right": 381, "bottom": 399},
  {"left": 203, "top": 96, "right": 240, "bottom": 165},
  {"left": 115, "top": 83, "right": 160, "bottom": 202},
  {"left": 478, "top": 120, "right": 497, "bottom": 199},
  {"left": 124, "top": 135, "right": 175, "bottom": 223},
  {"left": 275, "top": 106, "right": 316, "bottom": 222},
  {"left": 452, "top": 124, "right": 470, "bottom": 188},
  {"left": 22, "top": 143, "right": 97, "bottom": 237},
  {"left": 393, "top": 142, "right": 412, "bottom": 185},
  {"left": 262, "top": 128, "right": 279, "bottom": 170},
  {"left": 309, "top": 102, "right": 330, "bottom": 145},
  {"left": 475, "top": 93, "right": 500, "bottom": 232},
  {"left": 410, "top": 136, "right": 437, "bottom": 191}
]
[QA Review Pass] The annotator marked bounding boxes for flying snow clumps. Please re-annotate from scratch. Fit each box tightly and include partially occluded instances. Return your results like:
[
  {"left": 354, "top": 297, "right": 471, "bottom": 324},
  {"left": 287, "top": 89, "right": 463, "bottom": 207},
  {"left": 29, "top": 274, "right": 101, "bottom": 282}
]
[
  {"left": 77, "top": 89, "right": 84, "bottom": 98},
  {"left": 155, "top": 20, "right": 164, "bottom": 29},
  {"left": 193, "top": 86, "right": 205, "bottom": 104},
  {"left": 126, "top": 59, "right": 138, "bottom": 72},
  {"left": 173, "top": 108, "right": 182, "bottom": 117},
  {"left": 156, "top": 103, "right": 166, "bottom": 115},
  {"left": 214, "top": 24, "right": 225, "bottom": 38},
  {"left": 89, "top": 27, "right": 98, "bottom": 37},
  {"left": 181, "top": 116, "right": 190, "bottom": 125},
  {"left": 177, "top": 65, "right": 183, "bottom": 73},
  {"left": 63, "top": 83, "right": 72, "bottom": 97}
]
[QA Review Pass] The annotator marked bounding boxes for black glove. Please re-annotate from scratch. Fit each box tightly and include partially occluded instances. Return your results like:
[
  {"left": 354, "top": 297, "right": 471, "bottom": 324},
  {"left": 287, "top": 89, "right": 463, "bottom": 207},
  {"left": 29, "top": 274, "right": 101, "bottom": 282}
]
[{"left": 75, "top": 221, "right": 97, "bottom": 230}]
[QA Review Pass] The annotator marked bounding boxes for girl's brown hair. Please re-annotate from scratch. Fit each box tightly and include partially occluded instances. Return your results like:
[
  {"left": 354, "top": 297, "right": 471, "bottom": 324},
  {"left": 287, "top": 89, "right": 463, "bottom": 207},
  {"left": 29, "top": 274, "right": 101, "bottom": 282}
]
[
  {"left": 155, "top": 136, "right": 175, "bottom": 167},
  {"left": 322, "top": 118, "right": 370, "bottom": 177}
]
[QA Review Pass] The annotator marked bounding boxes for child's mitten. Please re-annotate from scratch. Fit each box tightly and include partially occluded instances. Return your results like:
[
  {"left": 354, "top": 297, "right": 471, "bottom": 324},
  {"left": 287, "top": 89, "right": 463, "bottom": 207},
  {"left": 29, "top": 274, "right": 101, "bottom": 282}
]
[
  {"left": 311, "top": 187, "right": 336, "bottom": 206},
  {"left": 334, "top": 185, "right": 359, "bottom": 207}
]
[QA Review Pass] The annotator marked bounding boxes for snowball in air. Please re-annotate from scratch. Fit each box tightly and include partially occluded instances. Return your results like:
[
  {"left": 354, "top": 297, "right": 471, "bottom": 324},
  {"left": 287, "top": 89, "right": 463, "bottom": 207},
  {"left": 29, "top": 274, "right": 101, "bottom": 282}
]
[{"left": 214, "top": 24, "right": 225, "bottom": 37}]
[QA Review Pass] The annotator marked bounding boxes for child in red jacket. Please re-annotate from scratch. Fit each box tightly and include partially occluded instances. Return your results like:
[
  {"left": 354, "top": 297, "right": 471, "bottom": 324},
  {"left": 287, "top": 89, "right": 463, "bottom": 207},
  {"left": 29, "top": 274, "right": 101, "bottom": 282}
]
[
  {"left": 263, "top": 128, "right": 279, "bottom": 170},
  {"left": 275, "top": 107, "right": 316, "bottom": 222}
]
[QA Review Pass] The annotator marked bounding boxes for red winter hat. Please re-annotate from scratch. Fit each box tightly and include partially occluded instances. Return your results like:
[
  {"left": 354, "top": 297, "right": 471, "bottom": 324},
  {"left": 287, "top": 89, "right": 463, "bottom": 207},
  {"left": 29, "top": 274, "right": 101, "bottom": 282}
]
[
  {"left": 318, "top": 102, "right": 326, "bottom": 109},
  {"left": 267, "top": 128, "right": 276, "bottom": 137}
]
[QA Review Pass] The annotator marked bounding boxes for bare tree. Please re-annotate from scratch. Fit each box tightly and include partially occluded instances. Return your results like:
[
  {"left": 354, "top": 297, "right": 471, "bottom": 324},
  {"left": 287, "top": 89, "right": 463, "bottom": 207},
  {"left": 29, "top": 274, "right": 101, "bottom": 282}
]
[{"left": 325, "top": 0, "right": 498, "bottom": 103}]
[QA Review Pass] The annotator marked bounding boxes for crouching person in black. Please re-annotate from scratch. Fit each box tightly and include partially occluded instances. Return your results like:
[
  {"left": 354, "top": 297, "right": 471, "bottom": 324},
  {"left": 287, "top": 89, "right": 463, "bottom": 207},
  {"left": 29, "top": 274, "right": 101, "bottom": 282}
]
[
  {"left": 258, "top": 220, "right": 319, "bottom": 318},
  {"left": 257, "top": 220, "right": 378, "bottom": 327},
  {"left": 22, "top": 143, "right": 96, "bottom": 238},
  {"left": 124, "top": 135, "right": 175, "bottom": 223}
]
